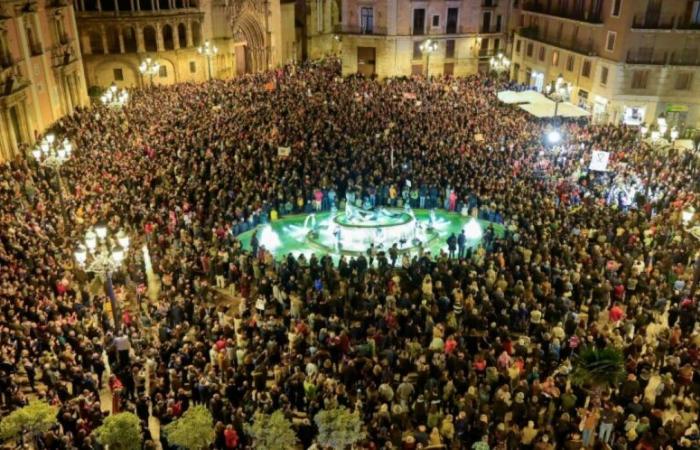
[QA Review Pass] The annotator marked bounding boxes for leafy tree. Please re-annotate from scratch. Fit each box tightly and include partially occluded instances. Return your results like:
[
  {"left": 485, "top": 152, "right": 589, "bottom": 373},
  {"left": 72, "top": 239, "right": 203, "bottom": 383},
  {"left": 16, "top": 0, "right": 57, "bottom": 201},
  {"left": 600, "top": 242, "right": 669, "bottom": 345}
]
[
  {"left": 571, "top": 346, "right": 625, "bottom": 392},
  {"left": 93, "top": 412, "right": 142, "bottom": 450},
  {"left": 163, "top": 405, "right": 214, "bottom": 450},
  {"left": 314, "top": 407, "right": 365, "bottom": 449},
  {"left": 244, "top": 410, "right": 298, "bottom": 450},
  {"left": 0, "top": 400, "right": 58, "bottom": 446}
]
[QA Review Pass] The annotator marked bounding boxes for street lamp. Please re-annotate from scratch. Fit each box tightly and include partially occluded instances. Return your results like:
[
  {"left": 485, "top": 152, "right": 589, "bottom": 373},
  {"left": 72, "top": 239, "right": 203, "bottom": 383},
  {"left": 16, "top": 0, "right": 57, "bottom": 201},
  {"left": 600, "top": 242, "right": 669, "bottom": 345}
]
[
  {"left": 31, "top": 134, "right": 73, "bottom": 228},
  {"left": 75, "top": 225, "right": 131, "bottom": 329},
  {"left": 489, "top": 52, "right": 510, "bottom": 76},
  {"left": 547, "top": 129, "right": 562, "bottom": 144},
  {"left": 139, "top": 57, "right": 160, "bottom": 87},
  {"left": 419, "top": 39, "right": 438, "bottom": 79},
  {"left": 198, "top": 40, "right": 219, "bottom": 80},
  {"left": 100, "top": 83, "right": 129, "bottom": 108},
  {"left": 544, "top": 74, "right": 571, "bottom": 117}
]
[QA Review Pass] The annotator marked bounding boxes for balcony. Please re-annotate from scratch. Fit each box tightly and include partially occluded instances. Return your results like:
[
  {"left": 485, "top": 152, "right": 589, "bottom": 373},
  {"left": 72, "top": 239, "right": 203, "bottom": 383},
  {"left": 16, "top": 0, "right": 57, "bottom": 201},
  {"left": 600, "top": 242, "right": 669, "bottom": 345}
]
[
  {"left": 626, "top": 50, "right": 668, "bottom": 65},
  {"left": 522, "top": 1, "right": 602, "bottom": 24},
  {"left": 632, "top": 14, "right": 675, "bottom": 30},
  {"left": 669, "top": 51, "right": 700, "bottom": 66},
  {"left": 333, "top": 24, "right": 388, "bottom": 36},
  {"left": 480, "top": 24, "right": 503, "bottom": 34},
  {"left": 482, "top": 0, "right": 497, "bottom": 7},
  {"left": 518, "top": 26, "right": 596, "bottom": 56}
]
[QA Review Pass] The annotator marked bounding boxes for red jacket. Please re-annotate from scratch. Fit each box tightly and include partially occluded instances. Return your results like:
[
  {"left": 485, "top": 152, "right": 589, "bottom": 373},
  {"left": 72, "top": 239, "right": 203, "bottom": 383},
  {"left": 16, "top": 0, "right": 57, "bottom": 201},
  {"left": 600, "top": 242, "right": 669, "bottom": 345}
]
[{"left": 224, "top": 428, "right": 239, "bottom": 448}]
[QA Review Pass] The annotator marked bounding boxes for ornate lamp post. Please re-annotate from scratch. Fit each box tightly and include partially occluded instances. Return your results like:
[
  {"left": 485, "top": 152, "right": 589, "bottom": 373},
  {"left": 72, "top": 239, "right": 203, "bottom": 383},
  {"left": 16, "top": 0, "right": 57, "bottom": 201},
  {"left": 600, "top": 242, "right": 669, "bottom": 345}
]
[
  {"left": 420, "top": 39, "right": 438, "bottom": 79},
  {"left": 544, "top": 74, "right": 571, "bottom": 118},
  {"left": 139, "top": 57, "right": 160, "bottom": 87},
  {"left": 198, "top": 40, "right": 219, "bottom": 80},
  {"left": 31, "top": 134, "right": 72, "bottom": 228},
  {"left": 100, "top": 83, "right": 129, "bottom": 108},
  {"left": 74, "top": 225, "right": 131, "bottom": 329},
  {"left": 489, "top": 52, "right": 510, "bottom": 77}
]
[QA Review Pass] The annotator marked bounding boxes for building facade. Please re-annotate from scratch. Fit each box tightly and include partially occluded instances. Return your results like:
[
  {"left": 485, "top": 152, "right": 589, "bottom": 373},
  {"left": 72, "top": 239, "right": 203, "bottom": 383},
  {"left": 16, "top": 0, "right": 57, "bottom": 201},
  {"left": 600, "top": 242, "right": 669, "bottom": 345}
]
[
  {"left": 509, "top": 0, "right": 700, "bottom": 128},
  {"left": 0, "top": 0, "right": 88, "bottom": 161},
  {"left": 306, "top": 0, "right": 512, "bottom": 78},
  {"left": 76, "top": 0, "right": 298, "bottom": 89}
]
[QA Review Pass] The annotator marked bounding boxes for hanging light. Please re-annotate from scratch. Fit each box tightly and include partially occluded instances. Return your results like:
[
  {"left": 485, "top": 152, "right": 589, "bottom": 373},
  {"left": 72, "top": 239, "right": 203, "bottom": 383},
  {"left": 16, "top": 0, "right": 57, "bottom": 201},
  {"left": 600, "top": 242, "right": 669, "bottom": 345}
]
[
  {"left": 95, "top": 223, "right": 108, "bottom": 240},
  {"left": 46, "top": 133, "right": 56, "bottom": 145},
  {"left": 32, "top": 148, "right": 42, "bottom": 160},
  {"left": 85, "top": 229, "right": 97, "bottom": 251},
  {"left": 116, "top": 229, "right": 130, "bottom": 249},
  {"left": 111, "top": 246, "right": 125, "bottom": 265}
]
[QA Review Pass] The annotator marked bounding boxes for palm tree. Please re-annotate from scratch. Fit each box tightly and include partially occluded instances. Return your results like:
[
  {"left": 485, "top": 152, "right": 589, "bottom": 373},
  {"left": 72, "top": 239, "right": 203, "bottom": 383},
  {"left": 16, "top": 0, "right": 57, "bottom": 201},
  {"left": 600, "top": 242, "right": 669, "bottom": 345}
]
[{"left": 571, "top": 346, "right": 625, "bottom": 394}]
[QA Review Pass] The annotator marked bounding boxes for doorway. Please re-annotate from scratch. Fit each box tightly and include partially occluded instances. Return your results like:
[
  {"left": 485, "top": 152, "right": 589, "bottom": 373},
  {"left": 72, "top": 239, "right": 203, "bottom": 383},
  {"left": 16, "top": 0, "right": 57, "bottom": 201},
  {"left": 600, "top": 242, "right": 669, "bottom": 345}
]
[{"left": 357, "top": 47, "right": 376, "bottom": 77}]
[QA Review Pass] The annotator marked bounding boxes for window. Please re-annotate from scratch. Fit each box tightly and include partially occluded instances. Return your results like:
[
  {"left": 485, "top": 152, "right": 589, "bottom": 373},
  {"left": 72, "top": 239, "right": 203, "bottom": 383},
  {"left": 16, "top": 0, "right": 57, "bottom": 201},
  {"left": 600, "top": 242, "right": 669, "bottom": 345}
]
[
  {"left": 494, "top": 39, "right": 500, "bottom": 51},
  {"left": 445, "top": 39, "right": 455, "bottom": 58},
  {"left": 413, "top": 8, "right": 426, "bottom": 35},
  {"left": 189, "top": 61, "right": 196, "bottom": 73},
  {"left": 432, "top": 15, "right": 440, "bottom": 27},
  {"left": 600, "top": 66, "right": 609, "bottom": 85},
  {"left": 538, "top": 46, "right": 545, "bottom": 61},
  {"left": 631, "top": 70, "right": 648, "bottom": 89},
  {"left": 446, "top": 8, "right": 458, "bottom": 34},
  {"left": 515, "top": 40, "right": 521, "bottom": 53},
  {"left": 159, "top": 65, "right": 167, "bottom": 77},
  {"left": 413, "top": 41, "right": 423, "bottom": 59},
  {"left": 566, "top": 55, "right": 575, "bottom": 72},
  {"left": 113, "top": 68, "right": 124, "bottom": 81},
  {"left": 675, "top": 72, "right": 693, "bottom": 90},
  {"left": 606, "top": 31, "right": 616, "bottom": 52},
  {"left": 611, "top": 0, "right": 623, "bottom": 17},
  {"left": 496, "top": 15, "right": 502, "bottom": 32},
  {"left": 582, "top": 60, "right": 591, "bottom": 78},
  {"left": 526, "top": 42, "right": 533, "bottom": 57},
  {"left": 360, "top": 7, "right": 373, "bottom": 33},
  {"left": 552, "top": 50, "right": 559, "bottom": 66}
]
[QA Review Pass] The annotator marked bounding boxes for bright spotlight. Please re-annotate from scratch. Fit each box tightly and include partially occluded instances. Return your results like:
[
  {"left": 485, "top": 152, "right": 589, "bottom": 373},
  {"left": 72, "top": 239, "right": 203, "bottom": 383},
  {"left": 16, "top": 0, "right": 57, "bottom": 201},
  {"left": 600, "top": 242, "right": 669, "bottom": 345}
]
[
  {"left": 547, "top": 130, "right": 562, "bottom": 144},
  {"left": 463, "top": 218, "right": 483, "bottom": 240},
  {"left": 259, "top": 225, "right": 281, "bottom": 251}
]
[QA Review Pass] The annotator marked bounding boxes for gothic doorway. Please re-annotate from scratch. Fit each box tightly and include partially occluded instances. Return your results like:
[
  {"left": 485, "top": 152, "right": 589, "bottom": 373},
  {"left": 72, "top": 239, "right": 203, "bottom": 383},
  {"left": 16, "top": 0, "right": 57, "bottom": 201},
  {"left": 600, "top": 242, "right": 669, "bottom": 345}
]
[{"left": 232, "top": 13, "right": 267, "bottom": 73}]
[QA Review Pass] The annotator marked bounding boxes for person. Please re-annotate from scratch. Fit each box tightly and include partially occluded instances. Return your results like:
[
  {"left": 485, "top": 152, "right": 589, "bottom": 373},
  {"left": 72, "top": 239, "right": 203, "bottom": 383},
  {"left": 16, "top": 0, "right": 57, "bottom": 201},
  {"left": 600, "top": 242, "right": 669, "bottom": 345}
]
[
  {"left": 457, "top": 229, "right": 467, "bottom": 258},
  {"left": 447, "top": 233, "right": 457, "bottom": 259}
]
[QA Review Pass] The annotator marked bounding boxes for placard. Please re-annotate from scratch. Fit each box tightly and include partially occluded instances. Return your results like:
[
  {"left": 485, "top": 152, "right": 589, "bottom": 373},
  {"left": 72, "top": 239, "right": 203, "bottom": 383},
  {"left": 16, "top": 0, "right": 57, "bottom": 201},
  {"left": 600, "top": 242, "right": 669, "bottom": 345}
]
[
  {"left": 589, "top": 150, "right": 610, "bottom": 172},
  {"left": 278, "top": 147, "right": 291, "bottom": 158}
]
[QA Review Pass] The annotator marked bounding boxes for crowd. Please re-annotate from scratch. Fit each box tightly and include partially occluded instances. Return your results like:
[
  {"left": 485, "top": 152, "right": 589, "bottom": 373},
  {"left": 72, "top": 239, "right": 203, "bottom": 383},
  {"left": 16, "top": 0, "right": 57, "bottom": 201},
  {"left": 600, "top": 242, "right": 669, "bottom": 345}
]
[{"left": 0, "top": 58, "right": 699, "bottom": 450}]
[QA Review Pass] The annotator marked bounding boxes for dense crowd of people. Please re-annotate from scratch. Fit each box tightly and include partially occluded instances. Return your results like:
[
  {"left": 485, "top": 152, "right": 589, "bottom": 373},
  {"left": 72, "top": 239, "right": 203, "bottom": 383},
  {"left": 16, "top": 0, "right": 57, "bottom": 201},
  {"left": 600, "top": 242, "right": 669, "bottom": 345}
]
[{"left": 1, "top": 58, "right": 699, "bottom": 450}]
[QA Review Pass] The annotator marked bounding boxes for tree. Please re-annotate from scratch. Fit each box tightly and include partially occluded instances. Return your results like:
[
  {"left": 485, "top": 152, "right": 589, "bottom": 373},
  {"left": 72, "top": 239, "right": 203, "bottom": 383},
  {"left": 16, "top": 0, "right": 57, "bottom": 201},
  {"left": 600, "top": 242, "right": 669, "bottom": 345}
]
[
  {"left": 0, "top": 400, "right": 58, "bottom": 446},
  {"left": 163, "top": 405, "right": 214, "bottom": 450},
  {"left": 314, "top": 407, "right": 365, "bottom": 449},
  {"left": 244, "top": 410, "right": 298, "bottom": 450},
  {"left": 571, "top": 346, "right": 625, "bottom": 393},
  {"left": 93, "top": 412, "right": 142, "bottom": 450}
]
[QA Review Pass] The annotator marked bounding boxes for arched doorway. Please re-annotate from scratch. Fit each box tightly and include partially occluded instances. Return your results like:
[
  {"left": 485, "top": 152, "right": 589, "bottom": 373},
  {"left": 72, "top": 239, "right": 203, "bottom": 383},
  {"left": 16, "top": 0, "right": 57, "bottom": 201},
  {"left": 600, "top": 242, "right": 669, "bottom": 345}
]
[{"left": 232, "top": 13, "right": 266, "bottom": 74}]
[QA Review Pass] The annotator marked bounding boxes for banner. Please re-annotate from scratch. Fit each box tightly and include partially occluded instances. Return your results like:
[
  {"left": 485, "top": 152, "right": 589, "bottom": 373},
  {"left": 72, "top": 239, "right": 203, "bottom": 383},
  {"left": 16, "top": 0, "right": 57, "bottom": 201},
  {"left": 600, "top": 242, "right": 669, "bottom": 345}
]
[
  {"left": 278, "top": 147, "right": 291, "bottom": 158},
  {"left": 589, "top": 150, "right": 610, "bottom": 172},
  {"left": 403, "top": 92, "right": 417, "bottom": 100}
]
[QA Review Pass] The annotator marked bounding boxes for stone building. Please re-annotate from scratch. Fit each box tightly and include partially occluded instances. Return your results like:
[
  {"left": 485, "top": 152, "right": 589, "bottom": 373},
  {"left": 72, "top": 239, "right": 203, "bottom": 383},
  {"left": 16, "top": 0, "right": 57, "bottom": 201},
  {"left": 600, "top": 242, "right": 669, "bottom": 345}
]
[
  {"left": 508, "top": 0, "right": 700, "bottom": 128},
  {"left": 75, "top": 0, "right": 298, "bottom": 89},
  {"left": 304, "top": 0, "right": 512, "bottom": 78},
  {"left": 0, "top": 0, "right": 88, "bottom": 161}
]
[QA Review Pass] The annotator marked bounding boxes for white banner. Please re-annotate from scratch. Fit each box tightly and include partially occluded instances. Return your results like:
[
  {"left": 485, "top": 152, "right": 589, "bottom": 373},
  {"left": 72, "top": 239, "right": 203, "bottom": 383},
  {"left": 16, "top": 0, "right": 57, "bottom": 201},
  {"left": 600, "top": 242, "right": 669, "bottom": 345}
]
[{"left": 589, "top": 150, "right": 610, "bottom": 172}]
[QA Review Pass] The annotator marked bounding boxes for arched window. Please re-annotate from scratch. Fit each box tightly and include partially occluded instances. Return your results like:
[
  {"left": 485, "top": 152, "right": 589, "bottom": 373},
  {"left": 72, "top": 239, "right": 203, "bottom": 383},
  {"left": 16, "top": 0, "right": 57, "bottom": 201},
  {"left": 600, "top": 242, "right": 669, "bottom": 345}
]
[
  {"left": 106, "top": 25, "right": 120, "bottom": 53},
  {"left": 177, "top": 23, "right": 187, "bottom": 48},
  {"left": 88, "top": 30, "right": 103, "bottom": 53},
  {"left": 162, "top": 24, "right": 174, "bottom": 50},
  {"left": 143, "top": 25, "right": 157, "bottom": 51},
  {"left": 192, "top": 21, "right": 201, "bottom": 47},
  {"left": 123, "top": 26, "right": 137, "bottom": 52}
]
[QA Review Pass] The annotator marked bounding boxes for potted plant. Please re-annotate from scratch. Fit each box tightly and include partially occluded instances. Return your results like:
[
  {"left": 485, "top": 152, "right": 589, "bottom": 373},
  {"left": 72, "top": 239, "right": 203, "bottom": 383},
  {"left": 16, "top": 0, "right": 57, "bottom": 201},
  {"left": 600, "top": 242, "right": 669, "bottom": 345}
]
[
  {"left": 0, "top": 400, "right": 58, "bottom": 448},
  {"left": 571, "top": 346, "right": 625, "bottom": 396},
  {"left": 314, "top": 407, "right": 365, "bottom": 449},
  {"left": 93, "top": 412, "right": 142, "bottom": 450},
  {"left": 244, "top": 410, "right": 298, "bottom": 450}
]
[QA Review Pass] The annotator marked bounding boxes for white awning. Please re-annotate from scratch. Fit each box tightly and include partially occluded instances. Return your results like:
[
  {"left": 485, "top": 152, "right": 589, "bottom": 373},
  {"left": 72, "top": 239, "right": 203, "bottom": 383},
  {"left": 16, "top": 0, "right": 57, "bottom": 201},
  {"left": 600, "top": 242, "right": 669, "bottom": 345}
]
[
  {"left": 497, "top": 90, "right": 553, "bottom": 105},
  {"left": 518, "top": 101, "right": 591, "bottom": 118}
]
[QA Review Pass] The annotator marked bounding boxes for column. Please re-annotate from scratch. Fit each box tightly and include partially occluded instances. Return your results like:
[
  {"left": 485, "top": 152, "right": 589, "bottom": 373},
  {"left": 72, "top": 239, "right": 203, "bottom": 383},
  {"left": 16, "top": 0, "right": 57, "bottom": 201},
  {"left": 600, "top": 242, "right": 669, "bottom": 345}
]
[
  {"left": 100, "top": 26, "right": 108, "bottom": 54},
  {"left": 118, "top": 28, "right": 125, "bottom": 53},
  {"left": 173, "top": 24, "right": 180, "bottom": 49},
  {"left": 136, "top": 26, "right": 145, "bottom": 52},
  {"left": 135, "top": 0, "right": 140, "bottom": 11},
  {"left": 63, "top": 76, "right": 73, "bottom": 113},
  {"left": 186, "top": 22, "right": 193, "bottom": 47},
  {"left": 130, "top": 0, "right": 134, "bottom": 11},
  {"left": 155, "top": 23, "right": 164, "bottom": 51},
  {"left": 96, "top": 0, "right": 102, "bottom": 11},
  {"left": 80, "top": 32, "right": 92, "bottom": 55}
]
